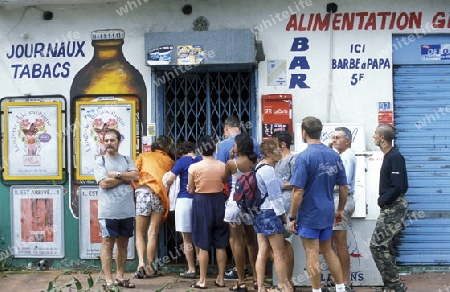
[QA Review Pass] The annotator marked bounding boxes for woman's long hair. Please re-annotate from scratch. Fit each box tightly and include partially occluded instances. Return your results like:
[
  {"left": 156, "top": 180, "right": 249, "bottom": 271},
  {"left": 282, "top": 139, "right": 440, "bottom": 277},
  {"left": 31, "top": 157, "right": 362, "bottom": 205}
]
[{"left": 234, "top": 133, "right": 257, "bottom": 163}]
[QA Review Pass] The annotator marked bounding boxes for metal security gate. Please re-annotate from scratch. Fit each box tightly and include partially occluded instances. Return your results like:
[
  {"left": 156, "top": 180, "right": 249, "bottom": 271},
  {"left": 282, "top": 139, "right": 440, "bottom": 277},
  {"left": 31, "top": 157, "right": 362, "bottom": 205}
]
[
  {"left": 394, "top": 64, "right": 450, "bottom": 265},
  {"left": 157, "top": 71, "right": 257, "bottom": 144},
  {"left": 155, "top": 69, "right": 257, "bottom": 265}
]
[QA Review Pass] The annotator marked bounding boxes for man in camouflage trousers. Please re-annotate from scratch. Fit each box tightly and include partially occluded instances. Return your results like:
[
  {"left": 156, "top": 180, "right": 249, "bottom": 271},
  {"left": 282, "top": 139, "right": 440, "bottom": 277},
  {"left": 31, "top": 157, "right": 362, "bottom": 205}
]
[{"left": 370, "top": 124, "right": 408, "bottom": 292}]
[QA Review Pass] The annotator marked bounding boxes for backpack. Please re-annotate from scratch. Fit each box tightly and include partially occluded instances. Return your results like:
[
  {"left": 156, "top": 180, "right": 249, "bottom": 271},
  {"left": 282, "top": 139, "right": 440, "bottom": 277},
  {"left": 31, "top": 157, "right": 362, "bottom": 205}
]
[{"left": 233, "top": 163, "right": 268, "bottom": 214}]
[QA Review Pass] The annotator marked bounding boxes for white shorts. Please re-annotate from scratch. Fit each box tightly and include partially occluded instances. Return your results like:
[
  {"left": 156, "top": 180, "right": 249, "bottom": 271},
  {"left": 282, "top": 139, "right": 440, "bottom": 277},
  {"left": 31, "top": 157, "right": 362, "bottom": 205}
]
[
  {"left": 175, "top": 197, "right": 193, "bottom": 233},
  {"left": 333, "top": 195, "right": 355, "bottom": 230},
  {"left": 224, "top": 198, "right": 253, "bottom": 225}
]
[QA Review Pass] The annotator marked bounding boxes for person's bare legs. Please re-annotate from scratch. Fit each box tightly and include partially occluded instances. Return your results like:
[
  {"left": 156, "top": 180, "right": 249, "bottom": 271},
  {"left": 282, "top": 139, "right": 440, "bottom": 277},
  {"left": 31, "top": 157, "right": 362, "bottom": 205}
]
[
  {"left": 301, "top": 237, "right": 323, "bottom": 290},
  {"left": 256, "top": 233, "right": 270, "bottom": 292},
  {"left": 244, "top": 224, "right": 258, "bottom": 284},
  {"left": 215, "top": 247, "right": 227, "bottom": 287},
  {"left": 284, "top": 240, "right": 294, "bottom": 285},
  {"left": 182, "top": 232, "right": 196, "bottom": 273},
  {"left": 333, "top": 230, "right": 351, "bottom": 286},
  {"left": 195, "top": 248, "right": 209, "bottom": 288},
  {"left": 146, "top": 211, "right": 163, "bottom": 273},
  {"left": 230, "top": 223, "right": 246, "bottom": 288},
  {"left": 100, "top": 237, "right": 116, "bottom": 283},
  {"left": 115, "top": 236, "right": 129, "bottom": 280},
  {"left": 268, "top": 234, "right": 293, "bottom": 292},
  {"left": 320, "top": 238, "right": 344, "bottom": 285},
  {"left": 135, "top": 215, "right": 149, "bottom": 271}
]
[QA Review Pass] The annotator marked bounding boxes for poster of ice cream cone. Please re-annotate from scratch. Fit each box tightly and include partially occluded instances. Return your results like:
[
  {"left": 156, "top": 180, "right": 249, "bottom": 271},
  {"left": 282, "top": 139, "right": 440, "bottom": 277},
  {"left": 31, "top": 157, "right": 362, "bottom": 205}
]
[
  {"left": 75, "top": 101, "right": 136, "bottom": 180},
  {"left": 79, "top": 186, "right": 135, "bottom": 259},
  {"left": 11, "top": 185, "right": 64, "bottom": 258},
  {"left": 3, "top": 102, "right": 63, "bottom": 180}
]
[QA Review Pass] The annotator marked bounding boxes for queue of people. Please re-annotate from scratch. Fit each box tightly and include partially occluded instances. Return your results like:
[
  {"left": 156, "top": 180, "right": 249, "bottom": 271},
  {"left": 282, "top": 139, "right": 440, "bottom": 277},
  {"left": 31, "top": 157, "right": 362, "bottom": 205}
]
[{"left": 93, "top": 116, "right": 408, "bottom": 292}]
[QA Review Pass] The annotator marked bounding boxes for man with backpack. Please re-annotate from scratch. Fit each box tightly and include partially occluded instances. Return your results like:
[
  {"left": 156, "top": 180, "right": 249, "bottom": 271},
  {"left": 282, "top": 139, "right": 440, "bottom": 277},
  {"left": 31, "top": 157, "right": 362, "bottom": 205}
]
[{"left": 289, "top": 117, "right": 348, "bottom": 292}]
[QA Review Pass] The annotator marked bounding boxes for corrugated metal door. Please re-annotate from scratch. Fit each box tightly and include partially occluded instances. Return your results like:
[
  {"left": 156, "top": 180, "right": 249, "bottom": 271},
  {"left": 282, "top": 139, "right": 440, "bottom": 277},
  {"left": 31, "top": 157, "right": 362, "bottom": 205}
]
[{"left": 394, "top": 64, "right": 450, "bottom": 265}]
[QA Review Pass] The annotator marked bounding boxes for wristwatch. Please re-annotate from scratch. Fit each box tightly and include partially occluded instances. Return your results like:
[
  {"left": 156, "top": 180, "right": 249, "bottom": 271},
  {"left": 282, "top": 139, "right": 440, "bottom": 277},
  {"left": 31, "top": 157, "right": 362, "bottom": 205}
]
[
  {"left": 116, "top": 172, "right": 121, "bottom": 179},
  {"left": 288, "top": 215, "right": 296, "bottom": 221}
]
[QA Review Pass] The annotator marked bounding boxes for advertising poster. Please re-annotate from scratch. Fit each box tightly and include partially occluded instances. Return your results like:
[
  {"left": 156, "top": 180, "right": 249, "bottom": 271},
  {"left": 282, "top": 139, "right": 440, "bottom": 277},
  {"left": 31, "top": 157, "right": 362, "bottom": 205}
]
[
  {"left": 10, "top": 185, "right": 64, "bottom": 258},
  {"left": 75, "top": 101, "right": 136, "bottom": 180},
  {"left": 147, "top": 45, "right": 173, "bottom": 65},
  {"left": 261, "top": 94, "right": 293, "bottom": 141},
  {"left": 177, "top": 45, "right": 204, "bottom": 65},
  {"left": 79, "top": 186, "right": 134, "bottom": 259},
  {"left": 3, "top": 102, "right": 63, "bottom": 180}
]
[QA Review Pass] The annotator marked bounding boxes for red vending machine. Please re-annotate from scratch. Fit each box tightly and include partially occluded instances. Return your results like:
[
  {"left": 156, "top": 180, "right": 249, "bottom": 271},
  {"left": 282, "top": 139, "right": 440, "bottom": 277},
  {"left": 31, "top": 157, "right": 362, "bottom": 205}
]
[{"left": 261, "top": 94, "right": 293, "bottom": 142}]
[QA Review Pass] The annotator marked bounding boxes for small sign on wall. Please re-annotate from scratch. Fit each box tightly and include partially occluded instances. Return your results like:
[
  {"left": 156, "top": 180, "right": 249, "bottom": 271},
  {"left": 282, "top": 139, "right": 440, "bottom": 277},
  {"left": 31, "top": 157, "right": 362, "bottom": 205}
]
[
  {"left": 261, "top": 94, "right": 293, "bottom": 142},
  {"left": 10, "top": 185, "right": 65, "bottom": 258}
]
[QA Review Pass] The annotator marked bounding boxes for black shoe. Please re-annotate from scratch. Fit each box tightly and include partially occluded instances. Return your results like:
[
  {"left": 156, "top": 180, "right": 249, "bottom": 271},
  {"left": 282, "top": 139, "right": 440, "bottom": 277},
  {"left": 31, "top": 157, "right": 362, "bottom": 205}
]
[
  {"left": 224, "top": 267, "right": 238, "bottom": 281},
  {"left": 224, "top": 267, "right": 251, "bottom": 281}
]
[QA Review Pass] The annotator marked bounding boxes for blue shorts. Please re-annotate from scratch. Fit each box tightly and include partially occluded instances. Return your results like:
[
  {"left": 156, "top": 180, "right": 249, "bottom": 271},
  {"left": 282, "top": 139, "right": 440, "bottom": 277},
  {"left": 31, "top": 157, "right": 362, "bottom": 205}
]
[
  {"left": 298, "top": 225, "right": 333, "bottom": 242},
  {"left": 98, "top": 217, "right": 135, "bottom": 238},
  {"left": 253, "top": 209, "right": 283, "bottom": 236}
]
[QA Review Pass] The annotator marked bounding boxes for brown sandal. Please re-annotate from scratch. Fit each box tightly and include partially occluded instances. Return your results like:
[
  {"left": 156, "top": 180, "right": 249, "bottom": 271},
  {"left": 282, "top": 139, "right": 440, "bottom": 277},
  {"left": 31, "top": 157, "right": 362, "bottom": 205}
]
[{"left": 115, "top": 278, "right": 136, "bottom": 288}]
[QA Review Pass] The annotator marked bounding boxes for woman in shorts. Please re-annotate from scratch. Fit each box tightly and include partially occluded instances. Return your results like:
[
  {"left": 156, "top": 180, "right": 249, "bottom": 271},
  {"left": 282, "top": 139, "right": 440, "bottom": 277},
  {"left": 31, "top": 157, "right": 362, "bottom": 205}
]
[
  {"left": 134, "top": 135, "right": 174, "bottom": 279},
  {"left": 222, "top": 133, "right": 258, "bottom": 291},
  {"left": 253, "top": 139, "right": 293, "bottom": 292}
]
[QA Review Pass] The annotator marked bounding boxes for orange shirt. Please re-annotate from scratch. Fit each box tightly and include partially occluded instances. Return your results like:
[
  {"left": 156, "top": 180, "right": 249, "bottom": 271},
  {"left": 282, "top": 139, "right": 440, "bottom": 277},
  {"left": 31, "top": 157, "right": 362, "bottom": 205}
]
[
  {"left": 135, "top": 150, "right": 174, "bottom": 220},
  {"left": 188, "top": 159, "right": 225, "bottom": 194}
]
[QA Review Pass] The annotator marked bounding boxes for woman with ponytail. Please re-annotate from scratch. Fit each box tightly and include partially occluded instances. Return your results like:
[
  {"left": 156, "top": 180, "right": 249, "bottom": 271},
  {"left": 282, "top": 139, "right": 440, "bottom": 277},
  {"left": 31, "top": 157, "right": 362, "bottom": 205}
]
[{"left": 222, "top": 133, "right": 258, "bottom": 292}]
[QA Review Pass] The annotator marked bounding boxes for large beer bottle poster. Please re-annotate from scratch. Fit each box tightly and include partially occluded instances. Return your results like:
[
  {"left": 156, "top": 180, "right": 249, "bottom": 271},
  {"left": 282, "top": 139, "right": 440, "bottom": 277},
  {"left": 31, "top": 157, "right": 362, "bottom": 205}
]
[
  {"left": 3, "top": 102, "right": 63, "bottom": 180},
  {"left": 74, "top": 101, "right": 136, "bottom": 180}
]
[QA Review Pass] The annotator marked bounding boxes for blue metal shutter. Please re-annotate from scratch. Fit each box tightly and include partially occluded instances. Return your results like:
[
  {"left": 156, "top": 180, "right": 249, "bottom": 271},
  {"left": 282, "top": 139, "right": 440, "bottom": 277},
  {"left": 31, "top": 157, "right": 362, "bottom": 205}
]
[{"left": 394, "top": 64, "right": 450, "bottom": 265}]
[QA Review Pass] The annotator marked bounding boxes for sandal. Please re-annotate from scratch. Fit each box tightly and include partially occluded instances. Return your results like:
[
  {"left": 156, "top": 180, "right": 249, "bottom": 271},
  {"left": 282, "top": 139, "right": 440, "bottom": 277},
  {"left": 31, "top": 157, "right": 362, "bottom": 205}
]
[
  {"left": 115, "top": 279, "right": 136, "bottom": 288},
  {"left": 134, "top": 267, "right": 147, "bottom": 279},
  {"left": 102, "top": 281, "right": 116, "bottom": 291},
  {"left": 229, "top": 282, "right": 248, "bottom": 292},
  {"left": 146, "top": 270, "right": 163, "bottom": 278}
]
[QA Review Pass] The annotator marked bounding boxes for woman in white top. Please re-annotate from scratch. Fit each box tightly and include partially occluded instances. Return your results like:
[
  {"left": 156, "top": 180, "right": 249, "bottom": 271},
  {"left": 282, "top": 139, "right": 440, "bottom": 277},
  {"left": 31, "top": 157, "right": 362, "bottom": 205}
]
[
  {"left": 222, "top": 133, "right": 258, "bottom": 292},
  {"left": 254, "top": 139, "right": 293, "bottom": 292}
]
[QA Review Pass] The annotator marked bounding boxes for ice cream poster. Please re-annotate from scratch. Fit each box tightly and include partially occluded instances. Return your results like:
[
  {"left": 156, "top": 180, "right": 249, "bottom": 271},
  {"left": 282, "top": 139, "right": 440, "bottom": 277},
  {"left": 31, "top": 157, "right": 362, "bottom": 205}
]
[
  {"left": 75, "top": 101, "right": 136, "bottom": 180},
  {"left": 11, "top": 185, "right": 64, "bottom": 258},
  {"left": 3, "top": 102, "right": 63, "bottom": 180}
]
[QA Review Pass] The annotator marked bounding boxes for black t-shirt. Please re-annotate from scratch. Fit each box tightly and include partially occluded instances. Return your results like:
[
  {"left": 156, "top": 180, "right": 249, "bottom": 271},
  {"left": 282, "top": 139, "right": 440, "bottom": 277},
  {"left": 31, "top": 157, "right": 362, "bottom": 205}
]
[{"left": 378, "top": 147, "right": 408, "bottom": 207}]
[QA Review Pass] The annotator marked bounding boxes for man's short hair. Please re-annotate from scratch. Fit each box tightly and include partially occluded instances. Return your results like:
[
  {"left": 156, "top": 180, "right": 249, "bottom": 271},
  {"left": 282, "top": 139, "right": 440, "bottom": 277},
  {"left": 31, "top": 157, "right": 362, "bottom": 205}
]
[
  {"left": 274, "top": 131, "right": 292, "bottom": 148},
  {"left": 224, "top": 116, "right": 240, "bottom": 128},
  {"left": 301, "top": 116, "right": 322, "bottom": 139},
  {"left": 335, "top": 127, "right": 352, "bottom": 141}
]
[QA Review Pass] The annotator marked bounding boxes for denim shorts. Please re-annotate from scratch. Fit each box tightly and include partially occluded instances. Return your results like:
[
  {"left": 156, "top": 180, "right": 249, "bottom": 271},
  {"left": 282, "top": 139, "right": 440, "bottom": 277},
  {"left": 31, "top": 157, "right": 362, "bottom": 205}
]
[{"left": 253, "top": 209, "right": 283, "bottom": 236}]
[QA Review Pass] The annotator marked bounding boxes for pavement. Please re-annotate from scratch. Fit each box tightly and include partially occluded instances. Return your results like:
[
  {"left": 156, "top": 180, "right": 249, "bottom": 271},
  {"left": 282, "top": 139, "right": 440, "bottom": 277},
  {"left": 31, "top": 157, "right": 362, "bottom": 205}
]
[{"left": 1, "top": 269, "right": 450, "bottom": 292}]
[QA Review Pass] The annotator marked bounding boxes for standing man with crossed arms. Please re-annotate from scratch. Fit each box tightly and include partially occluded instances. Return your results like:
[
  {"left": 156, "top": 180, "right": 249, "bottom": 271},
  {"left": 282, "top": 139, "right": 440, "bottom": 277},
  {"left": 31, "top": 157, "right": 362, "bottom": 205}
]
[{"left": 94, "top": 129, "right": 139, "bottom": 289}]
